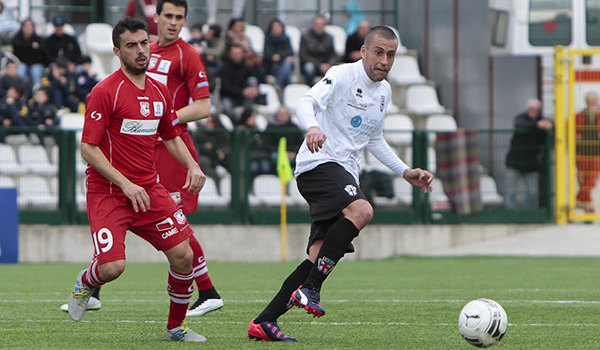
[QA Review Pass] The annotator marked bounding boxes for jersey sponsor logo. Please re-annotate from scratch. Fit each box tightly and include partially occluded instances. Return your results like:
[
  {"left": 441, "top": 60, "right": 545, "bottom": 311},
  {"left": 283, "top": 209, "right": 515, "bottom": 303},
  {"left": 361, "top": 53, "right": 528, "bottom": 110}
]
[
  {"left": 317, "top": 256, "right": 336, "bottom": 275},
  {"left": 120, "top": 118, "right": 160, "bottom": 135},
  {"left": 161, "top": 227, "right": 179, "bottom": 239},
  {"left": 157, "top": 59, "right": 171, "bottom": 74},
  {"left": 344, "top": 184, "right": 358, "bottom": 196},
  {"left": 156, "top": 217, "right": 174, "bottom": 231},
  {"left": 350, "top": 115, "right": 362, "bottom": 128},
  {"left": 380, "top": 95, "right": 385, "bottom": 112},
  {"left": 149, "top": 56, "right": 158, "bottom": 70},
  {"left": 140, "top": 102, "right": 150, "bottom": 117},
  {"left": 173, "top": 209, "right": 187, "bottom": 225},
  {"left": 90, "top": 110, "right": 102, "bottom": 121},
  {"left": 153, "top": 101, "right": 164, "bottom": 117},
  {"left": 169, "top": 191, "right": 181, "bottom": 204}
]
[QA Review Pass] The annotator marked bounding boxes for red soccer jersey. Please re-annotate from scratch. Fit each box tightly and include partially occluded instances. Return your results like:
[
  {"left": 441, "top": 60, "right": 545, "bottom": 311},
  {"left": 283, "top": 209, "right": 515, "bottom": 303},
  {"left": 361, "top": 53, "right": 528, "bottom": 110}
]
[
  {"left": 82, "top": 69, "right": 180, "bottom": 193},
  {"left": 147, "top": 37, "right": 210, "bottom": 133}
]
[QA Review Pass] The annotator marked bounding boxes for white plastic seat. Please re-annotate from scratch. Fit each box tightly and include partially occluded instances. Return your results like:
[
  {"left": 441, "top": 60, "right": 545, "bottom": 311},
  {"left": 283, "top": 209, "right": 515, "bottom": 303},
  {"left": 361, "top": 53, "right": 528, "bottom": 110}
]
[
  {"left": 286, "top": 25, "right": 302, "bottom": 54},
  {"left": 17, "top": 175, "right": 57, "bottom": 209},
  {"left": 387, "top": 26, "right": 408, "bottom": 54},
  {"left": 429, "top": 178, "right": 450, "bottom": 210},
  {"left": 384, "top": 114, "right": 413, "bottom": 146},
  {"left": 60, "top": 112, "right": 85, "bottom": 130},
  {"left": 4, "top": 134, "right": 29, "bottom": 146},
  {"left": 244, "top": 24, "right": 264, "bottom": 56},
  {"left": 0, "top": 144, "right": 27, "bottom": 176},
  {"left": 18, "top": 144, "right": 57, "bottom": 176},
  {"left": 405, "top": 85, "right": 445, "bottom": 116},
  {"left": 249, "top": 174, "right": 293, "bottom": 206},
  {"left": 198, "top": 177, "right": 228, "bottom": 207},
  {"left": 283, "top": 83, "right": 310, "bottom": 112},
  {"left": 218, "top": 113, "right": 234, "bottom": 131},
  {"left": 324, "top": 25, "right": 347, "bottom": 57},
  {"left": 480, "top": 174, "right": 504, "bottom": 206},
  {"left": 254, "top": 84, "right": 281, "bottom": 117},
  {"left": 218, "top": 174, "right": 231, "bottom": 202},
  {"left": 83, "top": 23, "right": 116, "bottom": 79},
  {"left": 179, "top": 26, "right": 191, "bottom": 41},
  {"left": 0, "top": 175, "right": 16, "bottom": 188},
  {"left": 388, "top": 55, "right": 426, "bottom": 86},
  {"left": 425, "top": 114, "right": 458, "bottom": 144}
]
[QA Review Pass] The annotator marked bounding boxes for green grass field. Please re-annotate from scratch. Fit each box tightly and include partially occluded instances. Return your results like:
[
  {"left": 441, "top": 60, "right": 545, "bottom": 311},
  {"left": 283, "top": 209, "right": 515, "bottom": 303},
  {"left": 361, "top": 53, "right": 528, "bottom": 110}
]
[{"left": 1, "top": 257, "right": 600, "bottom": 349}]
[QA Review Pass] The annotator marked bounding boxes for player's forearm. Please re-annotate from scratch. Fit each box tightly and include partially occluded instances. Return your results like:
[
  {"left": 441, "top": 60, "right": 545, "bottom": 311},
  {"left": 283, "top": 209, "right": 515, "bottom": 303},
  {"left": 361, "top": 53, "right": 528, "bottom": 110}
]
[
  {"left": 176, "top": 98, "right": 211, "bottom": 123},
  {"left": 367, "top": 136, "right": 410, "bottom": 177},
  {"left": 163, "top": 136, "right": 201, "bottom": 170},
  {"left": 80, "top": 142, "right": 134, "bottom": 188}
]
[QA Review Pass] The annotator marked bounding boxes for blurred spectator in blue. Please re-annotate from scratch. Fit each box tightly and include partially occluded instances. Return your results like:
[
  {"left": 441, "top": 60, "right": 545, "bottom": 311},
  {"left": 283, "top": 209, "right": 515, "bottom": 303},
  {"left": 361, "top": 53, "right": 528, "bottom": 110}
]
[
  {"left": 0, "top": 59, "right": 25, "bottom": 98},
  {"left": 0, "top": 1, "right": 18, "bottom": 45},
  {"left": 299, "top": 15, "right": 336, "bottom": 85},
  {"left": 218, "top": 44, "right": 259, "bottom": 126},
  {"left": 41, "top": 58, "right": 79, "bottom": 112},
  {"left": 0, "top": 82, "right": 26, "bottom": 142},
  {"left": 343, "top": 1, "right": 365, "bottom": 36},
  {"left": 263, "top": 18, "right": 294, "bottom": 89},
  {"left": 74, "top": 56, "right": 98, "bottom": 103},
  {"left": 344, "top": 20, "right": 370, "bottom": 63},
  {"left": 44, "top": 16, "right": 82, "bottom": 65},
  {"left": 12, "top": 18, "right": 47, "bottom": 93},
  {"left": 25, "top": 87, "right": 57, "bottom": 146}
]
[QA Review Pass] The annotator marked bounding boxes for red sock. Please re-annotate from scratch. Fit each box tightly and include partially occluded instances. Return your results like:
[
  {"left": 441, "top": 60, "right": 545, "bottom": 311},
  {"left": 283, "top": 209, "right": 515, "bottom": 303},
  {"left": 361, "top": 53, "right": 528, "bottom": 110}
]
[
  {"left": 167, "top": 268, "right": 194, "bottom": 329},
  {"left": 81, "top": 259, "right": 105, "bottom": 289},
  {"left": 189, "top": 235, "right": 214, "bottom": 291}
]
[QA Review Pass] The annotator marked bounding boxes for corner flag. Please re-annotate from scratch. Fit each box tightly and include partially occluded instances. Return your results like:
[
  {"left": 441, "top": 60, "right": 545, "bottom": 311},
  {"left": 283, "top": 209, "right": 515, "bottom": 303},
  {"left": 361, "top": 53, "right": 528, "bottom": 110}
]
[{"left": 277, "top": 137, "right": 294, "bottom": 185}]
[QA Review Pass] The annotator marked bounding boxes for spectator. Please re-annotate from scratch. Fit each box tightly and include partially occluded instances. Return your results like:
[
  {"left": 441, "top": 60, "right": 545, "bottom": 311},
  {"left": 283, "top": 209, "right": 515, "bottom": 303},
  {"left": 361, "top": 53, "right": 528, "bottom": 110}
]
[
  {"left": 25, "top": 87, "right": 57, "bottom": 146},
  {"left": 223, "top": 17, "right": 265, "bottom": 82},
  {"left": 195, "top": 114, "right": 231, "bottom": 189},
  {"left": 343, "top": 1, "right": 366, "bottom": 36},
  {"left": 264, "top": 106, "right": 303, "bottom": 169},
  {"left": 299, "top": 15, "right": 337, "bottom": 85},
  {"left": 344, "top": 20, "right": 370, "bottom": 63},
  {"left": 0, "top": 82, "right": 26, "bottom": 142},
  {"left": 124, "top": 0, "right": 158, "bottom": 39},
  {"left": 263, "top": 18, "right": 294, "bottom": 89},
  {"left": 218, "top": 44, "right": 259, "bottom": 125},
  {"left": 41, "top": 58, "right": 79, "bottom": 111},
  {"left": 74, "top": 56, "right": 99, "bottom": 103},
  {"left": 44, "top": 16, "right": 82, "bottom": 65},
  {"left": 12, "top": 18, "right": 47, "bottom": 92},
  {"left": 0, "top": 59, "right": 25, "bottom": 98},
  {"left": 0, "top": 1, "right": 18, "bottom": 45},
  {"left": 240, "top": 109, "right": 272, "bottom": 178},
  {"left": 575, "top": 91, "right": 600, "bottom": 213},
  {"left": 504, "top": 98, "right": 553, "bottom": 209},
  {"left": 188, "top": 22, "right": 222, "bottom": 92}
]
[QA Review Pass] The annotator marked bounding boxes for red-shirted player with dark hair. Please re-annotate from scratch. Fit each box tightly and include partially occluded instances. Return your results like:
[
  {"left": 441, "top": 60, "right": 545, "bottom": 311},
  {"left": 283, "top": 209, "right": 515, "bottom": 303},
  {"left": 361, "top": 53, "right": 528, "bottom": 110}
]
[{"left": 65, "top": 17, "right": 207, "bottom": 342}]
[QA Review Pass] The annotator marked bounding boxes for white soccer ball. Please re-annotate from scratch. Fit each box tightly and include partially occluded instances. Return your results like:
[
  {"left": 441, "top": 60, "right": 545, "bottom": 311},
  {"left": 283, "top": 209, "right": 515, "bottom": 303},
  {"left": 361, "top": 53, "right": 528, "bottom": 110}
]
[{"left": 458, "top": 298, "right": 508, "bottom": 348}]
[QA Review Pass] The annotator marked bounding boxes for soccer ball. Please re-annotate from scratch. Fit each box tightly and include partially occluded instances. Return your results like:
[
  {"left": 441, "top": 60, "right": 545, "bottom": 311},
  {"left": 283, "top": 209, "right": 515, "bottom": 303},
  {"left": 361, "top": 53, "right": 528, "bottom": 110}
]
[{"left": 458, "top": 298, "right": 508, "bottom": 348}]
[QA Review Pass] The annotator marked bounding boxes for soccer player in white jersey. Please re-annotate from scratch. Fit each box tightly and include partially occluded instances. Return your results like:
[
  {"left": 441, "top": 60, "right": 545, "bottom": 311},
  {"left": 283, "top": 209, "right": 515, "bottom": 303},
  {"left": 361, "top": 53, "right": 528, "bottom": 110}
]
[{"left": 248, "top": 26, "right": 434, "bottom": 342}]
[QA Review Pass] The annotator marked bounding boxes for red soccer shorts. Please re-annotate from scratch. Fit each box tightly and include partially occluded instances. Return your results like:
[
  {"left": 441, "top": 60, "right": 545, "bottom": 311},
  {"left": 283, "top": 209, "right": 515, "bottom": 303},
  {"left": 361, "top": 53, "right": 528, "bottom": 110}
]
[{"left": 86, "top": 183, "right": 193, "bottom": 264}]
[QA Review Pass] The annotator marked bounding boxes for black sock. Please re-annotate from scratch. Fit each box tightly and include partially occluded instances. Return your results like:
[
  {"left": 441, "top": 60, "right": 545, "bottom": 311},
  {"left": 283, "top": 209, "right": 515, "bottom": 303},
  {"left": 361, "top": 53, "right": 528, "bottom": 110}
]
[
  {"left": 254, "top": 259, "right": 313, "bottom": 323},
  {"left": 198, "top": 287, "right": 221, "bottom": 300},
  {"left": 92, "top": 288, "right": 100, "bottom": 299},
  {"left": 303, "top": 218, "right": 359, "bottom": 291}
]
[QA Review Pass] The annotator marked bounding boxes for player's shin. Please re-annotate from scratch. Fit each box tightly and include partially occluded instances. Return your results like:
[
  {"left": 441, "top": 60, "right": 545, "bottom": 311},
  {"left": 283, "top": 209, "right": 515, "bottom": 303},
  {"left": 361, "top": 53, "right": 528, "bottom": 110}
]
[{"left": 166, "top": 267, "right": 194, "bottom": 329}]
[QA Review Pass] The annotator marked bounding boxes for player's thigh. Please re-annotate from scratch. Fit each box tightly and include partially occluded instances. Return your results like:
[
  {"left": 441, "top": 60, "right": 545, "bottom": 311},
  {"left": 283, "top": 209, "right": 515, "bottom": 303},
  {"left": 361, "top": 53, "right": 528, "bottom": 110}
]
[{"left": 86, "top": 192, "right": 130, "bottom": 264}]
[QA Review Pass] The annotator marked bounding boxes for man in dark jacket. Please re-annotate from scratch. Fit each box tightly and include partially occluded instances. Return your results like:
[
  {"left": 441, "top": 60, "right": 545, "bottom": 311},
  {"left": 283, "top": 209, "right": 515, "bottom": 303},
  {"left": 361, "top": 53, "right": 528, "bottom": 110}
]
[
  {"left": 299, "top": 15, "right": 337, "bottom": 85},
  {"left": 43, "top": 16, "right": 82, "bottom": 65},
  {"left": 344, "top": 20, "right": 370, "bottom": 63},
  {"left": 218, "top": 44, "right": 258, "bottom": 125},
  {"left": 504, "top": 98, "right": 553, "bottom": 209}
]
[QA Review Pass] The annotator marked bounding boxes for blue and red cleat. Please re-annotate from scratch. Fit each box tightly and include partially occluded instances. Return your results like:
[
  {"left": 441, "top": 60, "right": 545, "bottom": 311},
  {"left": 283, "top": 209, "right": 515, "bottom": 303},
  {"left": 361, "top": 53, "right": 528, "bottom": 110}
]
[
  {"left": 248, "top": 319, "right": 297, "bottom": 342},
  {"left": 289, "top": 285, "right": 325, "bottom": 317}
]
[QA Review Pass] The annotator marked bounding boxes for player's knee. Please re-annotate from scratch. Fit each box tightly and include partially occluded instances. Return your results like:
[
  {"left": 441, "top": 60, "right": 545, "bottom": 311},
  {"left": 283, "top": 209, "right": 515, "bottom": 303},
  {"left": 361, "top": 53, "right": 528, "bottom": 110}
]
[
  {"left": 98, "top": 260, "right": 125, "bottom": 282},
  {"left": 168, "top": 244, "right": 194, "bottom": 272},
  {"left": 344, "top": 199, "right": 373, "bottom": 229}
]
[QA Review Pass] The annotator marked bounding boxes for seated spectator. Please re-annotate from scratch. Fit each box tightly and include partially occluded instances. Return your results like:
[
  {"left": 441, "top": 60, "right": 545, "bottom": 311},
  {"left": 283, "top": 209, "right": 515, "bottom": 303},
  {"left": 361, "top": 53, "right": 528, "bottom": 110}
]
[
  {"left": 0, "top": 1, "right": 18, "bottom": 45},
  {"left": 24, "top": 87, "right": 57, "bottom": 146},
  {"left": 188, "top": 22, "right": 222, "bottom": 92},
  {"left": 0, "top": 59, "right": 26, "bottom": 98},
  {"left": 264, "top": 106, "right": 303, "bottom": 168},
  {"left": 218, "top": 44, "right": 259, "bottom": 126},
  {"left": 194, "top": 114, "right": 231, "bottom": 190},
  {"left": 12, "top": 18, "right": 47, "bottom": 93},
  {"left": 263, "top": 18, "right": 294, "bottom": 89},
  {"left": 344, "top": 20, "right": 370, "bottom": 63},
  {"left": 223, "top": 17, "right": 265, "bottom": 83},
  {"left": 0, "top": 82, "right": 26, "bottom": 141},
  {"left": 299, "top": 15, "right": 337, "bottom": 85},
  {"left": 44, "top": 16, "right": 82, "bottom": 65},
  {"left": 239, "top": 109, "right": 272, "bottom": 178},
  {"left": 74, "top": 56, "right": 99, "bottom": 103},
  {"left": 41, "top": 58, "right": 79, "bottom": 111}
]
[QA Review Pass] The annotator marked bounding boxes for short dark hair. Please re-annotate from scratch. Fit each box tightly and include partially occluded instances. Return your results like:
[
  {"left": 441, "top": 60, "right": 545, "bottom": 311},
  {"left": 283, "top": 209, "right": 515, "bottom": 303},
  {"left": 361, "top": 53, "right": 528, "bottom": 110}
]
[
  {"left": 112, "top": 17, "right": 148, "bottom": 48},
  {"left": 11, "top": 82, "right": 26, "bottom": 98},
  {"left": 364, "top": 25, "right": 397, "bottom": 47},
  {"left": 156, "top": 0, "right": 188, "bottom": 17}
]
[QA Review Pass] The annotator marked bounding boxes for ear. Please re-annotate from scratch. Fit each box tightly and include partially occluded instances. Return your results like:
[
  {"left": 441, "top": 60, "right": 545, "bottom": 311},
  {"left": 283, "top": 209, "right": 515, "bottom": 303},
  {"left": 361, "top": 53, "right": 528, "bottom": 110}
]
[
  {"left": 113, "top": 46, "right": 120, "bottom": 58},
  {"left": 154, "top": 12, "right": 159, "bottom": 24},
  {"left": 360, "top": 44, "right": 366, "bottom": 59}
]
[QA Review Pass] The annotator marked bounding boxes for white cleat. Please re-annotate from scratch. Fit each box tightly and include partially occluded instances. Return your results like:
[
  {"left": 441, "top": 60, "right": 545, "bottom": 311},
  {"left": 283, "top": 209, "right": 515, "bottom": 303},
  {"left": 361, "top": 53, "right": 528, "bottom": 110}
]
[
  {"left": 68, "top": 269, "right": 96, "bottom": 321},
  {"left": 164, "top": 323, "right": 207, "bottom": 342},
  {"left": 186, "top": 298, "right": 224, "bottom": 317},
  {"left": 60, "top": 296, "right": 101, "bottom": 312}
]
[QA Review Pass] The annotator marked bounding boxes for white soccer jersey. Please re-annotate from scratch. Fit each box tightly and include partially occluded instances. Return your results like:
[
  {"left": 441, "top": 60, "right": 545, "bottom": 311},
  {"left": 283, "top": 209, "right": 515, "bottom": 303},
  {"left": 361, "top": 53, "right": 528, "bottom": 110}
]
[{"left": 295, "top": 60, "right": 407, "bottom": 182}]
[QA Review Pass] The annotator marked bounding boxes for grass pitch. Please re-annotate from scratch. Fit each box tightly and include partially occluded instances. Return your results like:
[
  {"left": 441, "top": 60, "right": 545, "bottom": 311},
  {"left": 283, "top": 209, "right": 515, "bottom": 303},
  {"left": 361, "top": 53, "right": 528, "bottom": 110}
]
[{"left": 1, "top": 257, "right": 600, "bottom": 349}]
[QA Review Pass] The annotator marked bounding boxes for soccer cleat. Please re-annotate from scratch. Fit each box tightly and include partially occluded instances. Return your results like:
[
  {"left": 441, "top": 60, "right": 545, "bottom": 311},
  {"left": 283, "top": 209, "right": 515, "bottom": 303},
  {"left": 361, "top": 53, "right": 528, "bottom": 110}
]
[
  {"left": 290, "top": 285, "right": 325, "bottom": 317},
  {"left": 164, "top": 323, "right": 207, "bottom": 342},
  {"left": 187, "top": 298, "right": 224, "bottom": 317},
  {"left": 247, "top": 319, "right": 297, "bottom": 342},
  {"left": 60, "top": 296, "right": 101, "bottom": 312},
  {"left": 68, "top": 269, "right": 97, "bottom": 321}
]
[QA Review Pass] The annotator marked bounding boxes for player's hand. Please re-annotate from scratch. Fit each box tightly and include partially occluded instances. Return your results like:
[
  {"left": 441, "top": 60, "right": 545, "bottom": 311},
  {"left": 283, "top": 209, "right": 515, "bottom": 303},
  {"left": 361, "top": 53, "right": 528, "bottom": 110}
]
[
  {"left": 305, "top": 126, "right": 326, "bottom": 153},
  {"left": 403, "top": 168, "right": 434, "bottom": 193},
  {"left": 183, "top": 164, "right": 206, "bottom": 194},
  {"left": 122, "top": 182, "right": 150, "bottom": 213}
]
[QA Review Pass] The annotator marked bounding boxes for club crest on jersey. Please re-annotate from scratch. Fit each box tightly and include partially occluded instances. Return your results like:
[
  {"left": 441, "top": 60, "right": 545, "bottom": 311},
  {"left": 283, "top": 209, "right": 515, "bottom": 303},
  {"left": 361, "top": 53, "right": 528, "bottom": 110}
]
[
  {"left": 380, "top": 95, "right": 385, "bottom": 112},
  {"left": 139, "top": 101, "right": 150, "bottom": 117},
  {"left": 173, "top": 209, "right": 187, "bottom": 225},
  {"left": 350, "top": 115, "right": 362, "bottom": 128}
]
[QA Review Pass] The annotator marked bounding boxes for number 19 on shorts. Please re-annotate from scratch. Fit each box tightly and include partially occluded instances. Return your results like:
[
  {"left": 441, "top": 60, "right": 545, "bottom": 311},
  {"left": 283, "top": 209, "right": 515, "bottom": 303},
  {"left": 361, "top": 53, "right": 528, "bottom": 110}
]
[{"left": 93, "top": 228, "right": 114, "bottom": 254}]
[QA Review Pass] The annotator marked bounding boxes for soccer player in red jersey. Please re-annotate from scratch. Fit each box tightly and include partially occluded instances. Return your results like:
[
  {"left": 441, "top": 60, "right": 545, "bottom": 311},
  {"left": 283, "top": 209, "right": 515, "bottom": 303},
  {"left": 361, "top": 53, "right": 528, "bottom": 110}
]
[{"left": 66, "top": 17, "right": 207, "bottom": 342}]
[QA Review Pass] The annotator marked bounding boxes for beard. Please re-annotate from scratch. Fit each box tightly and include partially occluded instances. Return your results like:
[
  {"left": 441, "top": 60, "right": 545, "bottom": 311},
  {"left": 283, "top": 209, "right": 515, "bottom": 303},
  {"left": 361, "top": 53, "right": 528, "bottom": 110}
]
[{"left": 122, "top": 54, "right": 148, "bottom": 76}]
